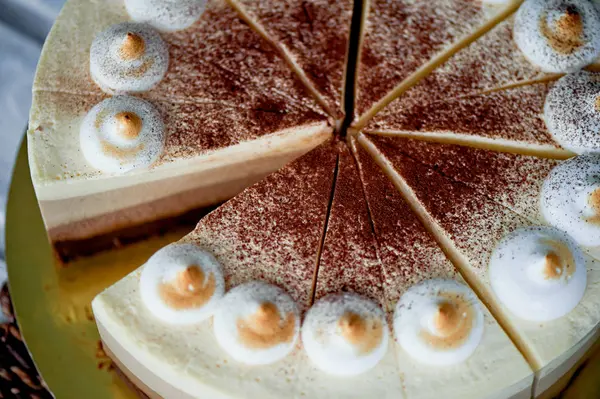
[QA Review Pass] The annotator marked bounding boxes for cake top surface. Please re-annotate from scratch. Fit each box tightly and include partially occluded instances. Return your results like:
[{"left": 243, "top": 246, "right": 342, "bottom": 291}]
[
  {"left": 184, "top": 140, "right": 337, "bottom": 310},
  {"left": 233, "top": 0, "right": 353, "bottom": 118},
  {"left": 365, "top": 83, "right": 561, "bottom": 151},
  {"left": 28, "top": 0, "right": 334, "bottom": 184},
  {"left": 366, "top": 134, "right": 559, "bottom": 222},
  {"left": 356, "top": 0, "right": 504, "bottom": 117}
]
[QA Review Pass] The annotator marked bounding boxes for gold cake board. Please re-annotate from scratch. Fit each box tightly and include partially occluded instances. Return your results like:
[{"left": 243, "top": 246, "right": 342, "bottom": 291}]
[{"left": 6, "top": 139, "right": 600, "bottom": 398}]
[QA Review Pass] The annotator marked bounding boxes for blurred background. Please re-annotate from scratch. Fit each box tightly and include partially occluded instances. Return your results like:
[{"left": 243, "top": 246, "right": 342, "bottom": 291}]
[{"left": 0, "top": 0, "right": 66, "bottom": 314}]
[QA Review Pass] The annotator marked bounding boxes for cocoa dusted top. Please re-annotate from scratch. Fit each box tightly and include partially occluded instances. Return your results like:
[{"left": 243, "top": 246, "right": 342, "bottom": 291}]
[
  {"left": 366, "top": 135, "right": 559, "bottom": 222},
  {"left": 356, "top": 0, "right": 486, "bottom": 117},
  {"left": 235, "top": 0, "right": 353, "bottom": 118},
  {"left": 371, "top": 17, "right": 544, "bottom": 118},
  {"left": 313, "top": 143, "right": 386, "bottom": 307},
  {"left": 185, "top": 141, "right": 337, "bottom": 310},
  {"left": 366, "top": 83, "right": 560, "bottom": 149},
  {"left": 149, "top": 0, "right": 323, "bottom": 113},
  {"left": 367, "top": 136, "right": 531, "bottom": 276},
  {"left": 354, "top": 141, "right": 460, "bottom": 306}
]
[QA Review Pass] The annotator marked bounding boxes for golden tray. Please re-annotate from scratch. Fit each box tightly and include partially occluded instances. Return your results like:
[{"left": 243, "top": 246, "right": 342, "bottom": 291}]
[{"left": 6, "top": 139, "right": 600, "bottom": 398}]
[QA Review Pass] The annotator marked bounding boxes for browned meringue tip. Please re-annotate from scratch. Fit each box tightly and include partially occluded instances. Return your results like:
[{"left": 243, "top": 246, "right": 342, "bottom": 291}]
[
  {"left": 421, "top": 295, "right": 474, "bottom": 350},
  {"left": 540, "top": 8, "right": 584, "bottom": 55},
  {"left": 542, "top": 239, "right": 576, "bottom": 280},
  {"left": 338, "top": 311, "right": 384, "bottom": 355},
  {"left": 236, "top": 302, "right": 296, "bottom": 349},
  {"left": 119, "top": 32, "right": 146, "bottom": 60},
  {"left": 158, "top": 265, "right": 216, "bottom": 310},
  {"left": 115, "top": 111, "right": 143, "bottom": 139}
]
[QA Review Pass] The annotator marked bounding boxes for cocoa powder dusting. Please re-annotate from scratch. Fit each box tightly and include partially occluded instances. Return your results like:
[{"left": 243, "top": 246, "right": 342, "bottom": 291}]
[
  {"left": 367, "top": 137, "right": 531, "bottom": 275},
  {"left": 356, "top": 0, "right": 485, "bottom": 116},
  {"left": 367, "top": 135, "right": 558, "bottom": 222},
  {"left": 370, "top": 17, "right": 543, "bottom": 121},
  {"left": 367, "top": 83, "right": 558, "bottom": 148},
  {"left": 354, "top": 142, "right": 459, "bottom": 306},
  {"left": 236, "top": 0, "right": 354, "bottom": 117},
  {"left": 186, "top": 141, "right": 337, "bottom": 310},
  {"left": 145, "top": 0, "right": 323, "bottom": 115},
  {"left": 314, "top": 143, "right": 385, "bottom": 306}
]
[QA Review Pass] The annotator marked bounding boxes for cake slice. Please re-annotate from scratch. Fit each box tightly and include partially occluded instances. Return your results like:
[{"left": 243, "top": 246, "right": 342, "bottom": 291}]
[
  {"left": 363, "top": 82, "right": 571, "bottom": 158},
  {"left": 351, "top": 140, "right": 533, "bottom": 399},
  {"left": 365, "top": 134, "right": 559, "bottom": 224},
  {"left": 354, "top": 0, "right": 524, "bottom": 125},
  {"left": 228, "top": 0, "right": 354, "bottom": 119},
  {"left": 356, "top": 0, "right": 600, "bottom": 130},
  {"left": 29, "top": 0, "right": 333, "bottom": 260},
  {"left": 298, "top": 143, "right": 404, "bottom": 397},
  {"left": 360, "top": 135, "right": 600, "bottom": 396},
  {"left": 367, "top": 133, "right": 600, "bottom": 270},
  {"left": 92, "top": 141, "right": 338, "bottom": 398}
]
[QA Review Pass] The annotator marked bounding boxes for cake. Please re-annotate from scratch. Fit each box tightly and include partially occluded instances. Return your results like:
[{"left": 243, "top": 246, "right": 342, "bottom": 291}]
[
  {"left": 359, "top": 136, "right": 600, "bottom": 396},
  {"left": 28, "top": 0, "right": 339, "bottom": 261},
  {"left": 25, "top": 0, "right": 600, "bottom": 397}
]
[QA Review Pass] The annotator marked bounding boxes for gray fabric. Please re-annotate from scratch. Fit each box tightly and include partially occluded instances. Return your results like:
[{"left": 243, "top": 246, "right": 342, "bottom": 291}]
[{"left": 0, "top": 0, "right": 66, "bottom": 281}]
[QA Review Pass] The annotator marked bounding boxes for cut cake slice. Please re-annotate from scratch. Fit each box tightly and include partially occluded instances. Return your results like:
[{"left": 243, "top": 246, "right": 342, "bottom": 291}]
[
  {"left": 228, "top": 0, "right": 354, "bottom": 119},
  {"left": 360, "top": 134, "right": 600, "bottom": 396},
  {"left": 92, "top": 141, "right": 338, "bottom": 399},
  {"left": 28, "top": 0, "right": 333, "bottom": 260},
  {"left": 352, "top": 140, "right": 533, "bottom": 399}
]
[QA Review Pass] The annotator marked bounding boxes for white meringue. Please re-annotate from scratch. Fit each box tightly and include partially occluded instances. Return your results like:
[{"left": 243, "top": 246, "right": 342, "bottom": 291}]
[
  {"left": 124, "top": 0, "right": 206, "bottom": 32},
  {"left": 541, "top": 154, "right": 600, "bottom": 248},
  {"left": 489, "top": 226, "right": 587, "bottom": 322},
  {"left": 139, "top": 243, "right": 225, "bottom": 324},
  {"left": 514, "top": 0, "right": 600, "bottom": 73},
  {"left": 90, "top": 22, "right": 169, "bottom": 93},
  {"left": 213, "top": 281, "right": 300, "bottom": 365},
  {"left": 80, "top": 95, "right": 165, "bottom": 174},
  {"left": 394, "top": 279, "right": 484, "bottom": 366},
  {"left": 544, "top": 71, "right": 600, "bottom": 154},
  {"left": 302, "top": 293, "right": 388, "bottom": 376}
]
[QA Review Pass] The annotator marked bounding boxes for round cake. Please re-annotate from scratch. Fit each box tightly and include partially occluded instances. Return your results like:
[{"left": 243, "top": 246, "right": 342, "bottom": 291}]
[{"left": 26, "top": 0, "right": 600, "bottom": 398}]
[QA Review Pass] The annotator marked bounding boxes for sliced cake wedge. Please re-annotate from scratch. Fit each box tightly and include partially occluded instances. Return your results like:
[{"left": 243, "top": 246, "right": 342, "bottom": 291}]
[
  {"left": 360, "top": 134, "right": 600, "bottom": 396},
  {"left": 28, "top": 0, "right": 333, "bottom": 260},
  {"left": 92, "top": 141, "right": 338, "bottom": 399},
  {"left": 352, "top": 140, "right": 533, "bottom": 399}
]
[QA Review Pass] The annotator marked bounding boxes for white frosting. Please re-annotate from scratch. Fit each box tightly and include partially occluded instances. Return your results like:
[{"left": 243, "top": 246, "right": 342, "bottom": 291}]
[
  {"left": 541, "top": 154, "right": 600, "bottom": 247},
  {"left": 139, "top": 243, "right": 225, "bottom": 324},
  {"left": 544, "top": 71, "right": 600, "bottom": 154},
  {"left": 302, "top": 293, "right": 389, "bottom": 376},
  {"left": 213, "top": 281, "right": 300, "bottom": 365},
  {"left": 489, "top": 226, "right": 587, "bottom": 322},
  {"left": 90, "top": 22, "right": 169, "bottom": 93},
  {"left": 514, "top": 0, "right": 600, "bottom": 73},
  {"left": 393, "top": 279, "right": 484, "bottom": 366},
  {"left": 80, "top": 95, "right": 165, "bottom": 174},
  {"left": 124, "top": 0, "right": 206, "bottom": 32}
]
